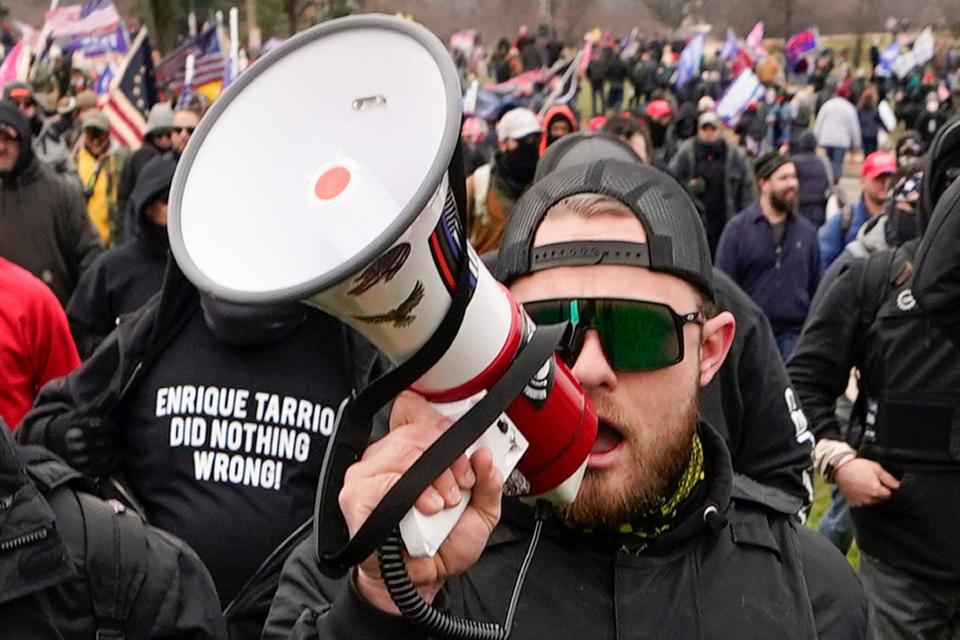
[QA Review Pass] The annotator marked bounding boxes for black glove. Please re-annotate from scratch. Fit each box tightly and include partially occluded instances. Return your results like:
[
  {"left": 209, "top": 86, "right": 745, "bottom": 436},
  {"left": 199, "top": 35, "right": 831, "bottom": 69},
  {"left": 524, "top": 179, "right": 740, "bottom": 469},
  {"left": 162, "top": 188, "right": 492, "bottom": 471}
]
[{"left": 45, "top": 412, "right": 119, "bottom": 477}]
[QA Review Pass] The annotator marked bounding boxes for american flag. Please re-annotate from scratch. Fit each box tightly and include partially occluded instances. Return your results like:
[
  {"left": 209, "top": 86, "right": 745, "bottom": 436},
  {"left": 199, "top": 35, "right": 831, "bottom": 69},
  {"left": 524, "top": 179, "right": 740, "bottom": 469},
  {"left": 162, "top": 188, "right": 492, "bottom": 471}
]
[
  {"left": 102, "top": 27, "right": 157, "bottom": 149},
  {"left": 44, "top": 0, "right": 121, "bottom": 42},
  {"left": 156, "top": 26, "right": 227, "bottom": 92}
]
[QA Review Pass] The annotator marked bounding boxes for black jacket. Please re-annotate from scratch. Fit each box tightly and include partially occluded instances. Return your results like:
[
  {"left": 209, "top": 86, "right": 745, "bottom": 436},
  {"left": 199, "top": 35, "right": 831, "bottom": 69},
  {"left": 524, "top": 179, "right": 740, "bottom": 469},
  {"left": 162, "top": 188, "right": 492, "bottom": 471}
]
[
  {"left": 788, "top": 241, "right": 960, "bottom": 582},
  {"left": 706, "top": 269, "right": 813, "bottom": 505},
  {"left": 18, "top": 261, "right": 383, "bottom": 636},
  {"left": 0, "top": 422, "right": 225, "bottom": 638},
  {"left": 0, "top": 102, "right": 102, "bottom": 305},
  {"left": 262, "top": 424, "right": 865, "bottom": 640},
  {"left": 66, "top": 155, "right": 175, "bottom": 357}
]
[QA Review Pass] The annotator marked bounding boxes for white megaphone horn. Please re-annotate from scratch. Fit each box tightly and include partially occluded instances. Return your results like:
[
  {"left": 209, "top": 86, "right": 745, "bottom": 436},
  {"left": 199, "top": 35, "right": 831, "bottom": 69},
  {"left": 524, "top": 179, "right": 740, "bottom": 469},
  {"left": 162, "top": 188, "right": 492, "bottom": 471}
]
[{"left": 167, "top": 15, "right": 597, "bottom": 566}]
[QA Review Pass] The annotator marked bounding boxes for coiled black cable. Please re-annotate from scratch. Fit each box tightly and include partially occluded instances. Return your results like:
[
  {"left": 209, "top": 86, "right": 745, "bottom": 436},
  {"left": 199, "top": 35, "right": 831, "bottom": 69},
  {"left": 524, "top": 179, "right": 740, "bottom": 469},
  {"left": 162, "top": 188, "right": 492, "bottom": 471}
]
[{"left": 378, "top": 502, "right": 547, "bottom": 639}]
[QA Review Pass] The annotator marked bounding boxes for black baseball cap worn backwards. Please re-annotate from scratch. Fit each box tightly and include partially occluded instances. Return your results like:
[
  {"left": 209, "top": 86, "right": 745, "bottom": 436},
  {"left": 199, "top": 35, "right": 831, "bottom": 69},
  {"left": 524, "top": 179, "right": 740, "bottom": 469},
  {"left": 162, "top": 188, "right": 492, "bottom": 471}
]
[{"left": 496, "top": 159, "right": 715, "bottom": 301}]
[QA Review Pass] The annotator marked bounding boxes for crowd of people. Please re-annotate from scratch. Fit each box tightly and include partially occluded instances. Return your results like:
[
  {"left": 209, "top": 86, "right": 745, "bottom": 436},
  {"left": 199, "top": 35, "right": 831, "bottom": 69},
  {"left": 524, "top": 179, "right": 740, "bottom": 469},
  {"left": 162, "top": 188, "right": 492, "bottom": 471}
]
[{"left": 1, "top": 10, "right": 960, "bottom": 640}]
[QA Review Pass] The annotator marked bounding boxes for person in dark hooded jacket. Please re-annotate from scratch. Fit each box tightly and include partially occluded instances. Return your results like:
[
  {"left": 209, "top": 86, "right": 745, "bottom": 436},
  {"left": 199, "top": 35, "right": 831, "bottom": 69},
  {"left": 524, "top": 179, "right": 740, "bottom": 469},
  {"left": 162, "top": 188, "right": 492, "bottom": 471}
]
[
  {"left": 18, "top": 258, "right": 384, "bottom": 638},
  {"left": 0, "top": 100, "right": 102, "bottom": 305},
  {"left": 67, "top": 154, "right": 175, "bottom": 358},
  {"left": 0, "top": 416, "right": 225, "bottom": 639},
  {"left": 791, "top": 130, "right": 832, "bottom": 227}
]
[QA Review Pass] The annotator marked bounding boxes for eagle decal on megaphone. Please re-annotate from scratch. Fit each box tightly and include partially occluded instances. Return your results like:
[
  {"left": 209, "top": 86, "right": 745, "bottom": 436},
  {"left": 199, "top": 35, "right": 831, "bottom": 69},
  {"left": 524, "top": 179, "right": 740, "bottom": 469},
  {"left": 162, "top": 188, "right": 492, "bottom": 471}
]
[{"left": 167, "top": 14, "right": 597, "bottom": 561}]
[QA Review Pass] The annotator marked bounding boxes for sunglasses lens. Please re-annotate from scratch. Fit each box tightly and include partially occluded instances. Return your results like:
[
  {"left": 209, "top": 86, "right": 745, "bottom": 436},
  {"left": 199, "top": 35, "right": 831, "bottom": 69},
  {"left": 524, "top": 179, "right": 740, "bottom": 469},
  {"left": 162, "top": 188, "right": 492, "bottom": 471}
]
[
  {"left": 599, "top": 300, "right": 681, "bottom": 370},
  {"left": 524, "top": 299, "right": 684, "bottom": 371}
]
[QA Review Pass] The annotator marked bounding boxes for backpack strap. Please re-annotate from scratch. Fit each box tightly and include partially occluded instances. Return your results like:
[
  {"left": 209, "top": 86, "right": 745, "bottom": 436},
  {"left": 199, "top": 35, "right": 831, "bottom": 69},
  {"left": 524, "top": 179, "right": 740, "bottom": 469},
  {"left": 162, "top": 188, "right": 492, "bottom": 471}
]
[
  {"left": 840, "top": 203, "right": 854, "bottom": 235},
  {"left": 854, "top": 249, "right": 900, "bottom": 363},
  {"left": 76, "top": 491, "right": 149, "bottom": 640}
]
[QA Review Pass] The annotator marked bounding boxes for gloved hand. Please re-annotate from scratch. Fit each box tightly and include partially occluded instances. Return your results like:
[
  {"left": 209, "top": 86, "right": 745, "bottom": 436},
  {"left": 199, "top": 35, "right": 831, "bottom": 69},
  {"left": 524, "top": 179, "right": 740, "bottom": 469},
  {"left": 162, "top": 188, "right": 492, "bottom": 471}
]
[{"left": 45, "top": 412, "right": 119, "bottom": 477}]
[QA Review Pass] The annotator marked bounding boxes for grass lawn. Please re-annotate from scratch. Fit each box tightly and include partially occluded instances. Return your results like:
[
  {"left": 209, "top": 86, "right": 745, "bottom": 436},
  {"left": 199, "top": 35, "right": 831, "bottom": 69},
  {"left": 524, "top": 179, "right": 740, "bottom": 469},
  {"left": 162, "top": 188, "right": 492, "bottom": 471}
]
[{"left": 808, "top": 475, "right": 861, "bottom": 568}]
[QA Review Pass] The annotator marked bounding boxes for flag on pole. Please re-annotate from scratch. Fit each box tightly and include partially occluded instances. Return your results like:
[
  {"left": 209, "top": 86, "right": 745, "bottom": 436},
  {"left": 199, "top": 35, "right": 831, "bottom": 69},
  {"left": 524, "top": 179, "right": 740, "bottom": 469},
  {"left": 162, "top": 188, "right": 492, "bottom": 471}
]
[
  {"left": 878, "top": 41, "right": 900, "bottom": 77},
  {"left": 156, "top": 26, "right": 227, "bottom": 93},
  {"left": 673, "top": 34, "right": 704, "bottom": 89},
  {"left": 719, "top": 29, "right": 740, "bottom": 61},
  {"left": 0, "top": 40, "right": 27, "bottom": 86},
  {"left": 717, "top": 69, "right": 763, "bottom": 125},
  {"left": 785, "top": 29, "right": 819, "bottom": 68},
  {"left": 102, "top": 27, "right": 157, "bottom": 149},
  {"left": 44, "top": 0, "right": 121, "bottom": 46},
  {"left": 745, "top": 22, "right": 765, "bottom": 57},
  {"left": 912, "top": 27, "right": 935, "bottom": 66}
]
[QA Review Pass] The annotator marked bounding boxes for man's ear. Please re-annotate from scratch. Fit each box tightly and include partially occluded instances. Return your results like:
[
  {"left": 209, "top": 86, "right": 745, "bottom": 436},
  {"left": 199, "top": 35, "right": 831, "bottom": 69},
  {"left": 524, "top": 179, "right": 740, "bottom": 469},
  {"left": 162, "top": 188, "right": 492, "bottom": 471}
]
[{"left": 699, "top": 311, "right": 735, "bottom": 388}]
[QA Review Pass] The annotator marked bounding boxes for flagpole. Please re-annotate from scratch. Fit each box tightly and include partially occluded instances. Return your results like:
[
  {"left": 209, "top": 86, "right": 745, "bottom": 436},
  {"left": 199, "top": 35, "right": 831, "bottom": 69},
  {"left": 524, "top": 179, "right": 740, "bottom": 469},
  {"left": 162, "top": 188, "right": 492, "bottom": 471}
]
[{"left": 28, "top": 0, "right": 59, "bottom": 82}]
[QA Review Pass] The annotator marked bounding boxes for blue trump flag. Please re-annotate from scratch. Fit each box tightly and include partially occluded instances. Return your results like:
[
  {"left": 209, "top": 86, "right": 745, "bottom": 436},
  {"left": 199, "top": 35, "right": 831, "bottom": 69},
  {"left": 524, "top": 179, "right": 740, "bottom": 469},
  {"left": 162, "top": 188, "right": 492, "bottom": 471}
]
[{"left": 673, "top": 34, "right": 704, "bottom": 89}]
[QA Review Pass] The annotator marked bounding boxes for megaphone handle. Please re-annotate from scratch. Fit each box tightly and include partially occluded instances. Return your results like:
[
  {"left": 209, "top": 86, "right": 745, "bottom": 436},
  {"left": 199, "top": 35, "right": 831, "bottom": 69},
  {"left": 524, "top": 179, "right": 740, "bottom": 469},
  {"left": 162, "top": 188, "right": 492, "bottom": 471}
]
[
  {"left": 315, "top": 322, "right": 567, "bottom": 577},
  {"left": 399, "top": 403, "right": 528, "bottom": 557}
]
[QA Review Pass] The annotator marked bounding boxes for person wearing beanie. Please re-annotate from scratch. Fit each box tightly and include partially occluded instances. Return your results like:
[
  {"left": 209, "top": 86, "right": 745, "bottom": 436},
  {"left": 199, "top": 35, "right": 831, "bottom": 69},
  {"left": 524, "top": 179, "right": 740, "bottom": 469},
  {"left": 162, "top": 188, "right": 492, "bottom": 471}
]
[
  {"left": 0, "top": 100, "right": 102, "bottom": 305},
  {"left": 116, "top": 103, "right": 174, "bottom": 235},
  {"left": 715, "top": 151, "right": 820, "bottom": 359},
  {"left": 467, "top": 107, "right": 541, "bottom": 253},
  {"left": 265, "top": 160, "right": 865, "bottom": 640},
  {"left": 67, "top": 154, "right": 176, "bottom": 357},
  {"left": 3, "top": 81, "right": 43, "bottom": 137},
  {"left": 669, "top": 110, "right": 757, "bottom": 256},
  {"left": 75, "top": 108, "right": 121, "bottom": 246}
]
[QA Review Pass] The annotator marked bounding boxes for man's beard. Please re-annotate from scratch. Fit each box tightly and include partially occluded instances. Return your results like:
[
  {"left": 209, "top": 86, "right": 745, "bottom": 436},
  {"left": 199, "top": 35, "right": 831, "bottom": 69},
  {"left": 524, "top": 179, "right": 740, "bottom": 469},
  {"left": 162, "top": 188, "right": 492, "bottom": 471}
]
[
  {"left": 558, "top": 381, "right": 700, "bottom": 529},
  {"left": 770, "top": 189, "right": 796, "bottom": 214}
]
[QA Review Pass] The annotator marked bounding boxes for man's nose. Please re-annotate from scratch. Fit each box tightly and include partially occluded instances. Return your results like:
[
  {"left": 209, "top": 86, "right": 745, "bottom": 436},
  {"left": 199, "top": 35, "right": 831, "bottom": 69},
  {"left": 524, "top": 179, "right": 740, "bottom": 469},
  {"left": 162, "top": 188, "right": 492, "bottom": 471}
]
[{"left": 571, "top": 330, "right": 618, "bottom": 391}]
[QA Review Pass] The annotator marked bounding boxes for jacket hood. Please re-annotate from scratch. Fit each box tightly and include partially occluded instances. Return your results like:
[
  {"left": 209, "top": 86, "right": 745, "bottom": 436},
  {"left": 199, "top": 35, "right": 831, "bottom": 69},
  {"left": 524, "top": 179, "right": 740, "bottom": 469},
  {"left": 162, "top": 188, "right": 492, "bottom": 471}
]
[
  {"left": 131, "top": 153, "right": 176, "bottom": 222},
  {"left": 674, "top": 102, "right": 698, "bottom": 140},
  {"left": 791, "top": 130, "right": 818, "bottom": 154},
  {"left": 0, "top": 100, "right": 35, "bottom": 179},
  {"left": 920, "top": 115, "right": 960, "bottom": 233},
  {"left": 539, "top": 104, "right": 578, "bottom": 155}
]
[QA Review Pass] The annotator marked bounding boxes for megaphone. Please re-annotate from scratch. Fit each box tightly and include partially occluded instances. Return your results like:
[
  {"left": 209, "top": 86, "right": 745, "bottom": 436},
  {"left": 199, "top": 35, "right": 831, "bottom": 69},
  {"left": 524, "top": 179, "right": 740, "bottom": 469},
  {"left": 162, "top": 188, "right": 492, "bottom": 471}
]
[{"left": 167, "top": 14, "right": 596, "bottom": 562}]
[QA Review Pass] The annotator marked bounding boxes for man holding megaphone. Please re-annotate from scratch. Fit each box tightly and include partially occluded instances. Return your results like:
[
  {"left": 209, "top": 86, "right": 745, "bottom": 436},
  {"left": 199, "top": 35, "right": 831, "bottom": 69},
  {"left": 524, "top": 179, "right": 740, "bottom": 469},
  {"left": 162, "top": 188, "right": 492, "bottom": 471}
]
[
  {"left": 265, "top": 161, "right": 866, "bottom": 640},
  {"left": 148, "top": 14, "right": 865, "bottom": 638}
]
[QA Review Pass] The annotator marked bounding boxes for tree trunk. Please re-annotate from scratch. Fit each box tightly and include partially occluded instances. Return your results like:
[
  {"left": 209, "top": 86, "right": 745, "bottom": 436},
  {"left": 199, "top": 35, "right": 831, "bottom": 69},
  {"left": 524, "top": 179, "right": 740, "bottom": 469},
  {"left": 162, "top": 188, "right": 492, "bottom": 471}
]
[
  {"left": 784, "top": 0, "right": 794, "bottom": 38},
  {"left": 145, "top": 0, "right": 179, "bottom": 54},
  {"left": 286, "top": 0, "right": 298, "bottom": 36}
]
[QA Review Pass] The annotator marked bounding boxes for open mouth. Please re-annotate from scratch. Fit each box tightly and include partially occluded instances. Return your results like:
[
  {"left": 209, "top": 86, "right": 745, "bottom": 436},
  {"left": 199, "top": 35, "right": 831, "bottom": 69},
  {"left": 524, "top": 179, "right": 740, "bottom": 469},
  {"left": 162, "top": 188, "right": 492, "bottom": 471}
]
[{"left": 591, "top": 419, "right": 625, "bottom": 455}]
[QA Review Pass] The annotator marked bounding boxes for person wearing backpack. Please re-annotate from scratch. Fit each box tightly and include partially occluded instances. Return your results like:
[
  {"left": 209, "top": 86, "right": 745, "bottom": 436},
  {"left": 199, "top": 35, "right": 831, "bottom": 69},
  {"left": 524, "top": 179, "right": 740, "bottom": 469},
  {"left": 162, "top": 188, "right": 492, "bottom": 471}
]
[
  {"left": 0, "top": 417, "right": 225, "bottom": 638},
  {"left": 818, "top": 150, "right": 895, "bottom": 270},
  {"left": 17, "top": 259, "right": 383, "bottom": 638},
  {"left": 788, "top": 160, "right": 960, "bottom": 637}
]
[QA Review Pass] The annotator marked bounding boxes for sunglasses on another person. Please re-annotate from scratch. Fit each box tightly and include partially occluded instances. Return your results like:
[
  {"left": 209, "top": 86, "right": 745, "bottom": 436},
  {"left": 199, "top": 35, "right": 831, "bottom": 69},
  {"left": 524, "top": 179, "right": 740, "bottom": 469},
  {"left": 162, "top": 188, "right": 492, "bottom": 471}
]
[
  {"left": 522, "top": 298, "right": 704, "bottom": 372},
  {"left": 173, "top": 126, "right": 195, "bottom": 135}
]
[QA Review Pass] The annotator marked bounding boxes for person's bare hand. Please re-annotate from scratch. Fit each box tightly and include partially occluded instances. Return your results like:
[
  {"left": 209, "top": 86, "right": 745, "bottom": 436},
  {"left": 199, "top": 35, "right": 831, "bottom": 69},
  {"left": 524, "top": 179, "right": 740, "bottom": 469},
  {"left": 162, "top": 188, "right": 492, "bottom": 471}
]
[
  {"left": 339, "top": 391, "right": 504, "bottom": 614},
  {"left": 834, "top": 458, "right": 901, "bottom": 507}
]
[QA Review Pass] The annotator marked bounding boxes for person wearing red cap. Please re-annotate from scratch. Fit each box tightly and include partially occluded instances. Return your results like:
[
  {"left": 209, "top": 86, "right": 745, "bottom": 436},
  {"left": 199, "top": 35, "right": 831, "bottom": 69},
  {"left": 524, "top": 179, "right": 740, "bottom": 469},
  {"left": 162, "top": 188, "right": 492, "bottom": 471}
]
[
  {"left": 645, "top": 99, "right": 676, "bottom": 163},
  {"left": 819, "top": 150, "right": 896, "bottom": 270}
]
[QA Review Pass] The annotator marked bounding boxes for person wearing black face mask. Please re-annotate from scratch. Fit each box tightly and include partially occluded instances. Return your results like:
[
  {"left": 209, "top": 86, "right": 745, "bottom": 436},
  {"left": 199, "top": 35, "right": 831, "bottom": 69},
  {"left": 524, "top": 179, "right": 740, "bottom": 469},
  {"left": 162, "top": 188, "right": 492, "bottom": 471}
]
[
  {"left": 467, "top": 107, "right": 542, "bottom": 253},
  {"left": 18, "top": 256, "right": 384, "bottom": 638},
  {"left": 669, "top": 111, "right": 757, "bottom": 256},
  {"left": 788, "top": 143, "right": 960, "bottom": 637},
  {"left": 798, "top": 166, "right": 923, "bottom": 556}
]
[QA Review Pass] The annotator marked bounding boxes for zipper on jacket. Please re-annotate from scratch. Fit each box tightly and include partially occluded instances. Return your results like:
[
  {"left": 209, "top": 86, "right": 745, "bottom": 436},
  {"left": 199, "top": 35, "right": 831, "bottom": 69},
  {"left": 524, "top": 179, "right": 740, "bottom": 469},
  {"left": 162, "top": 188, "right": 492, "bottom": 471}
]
[{"left": 0, "top": 526, "right": 49, "bottom": 552}]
